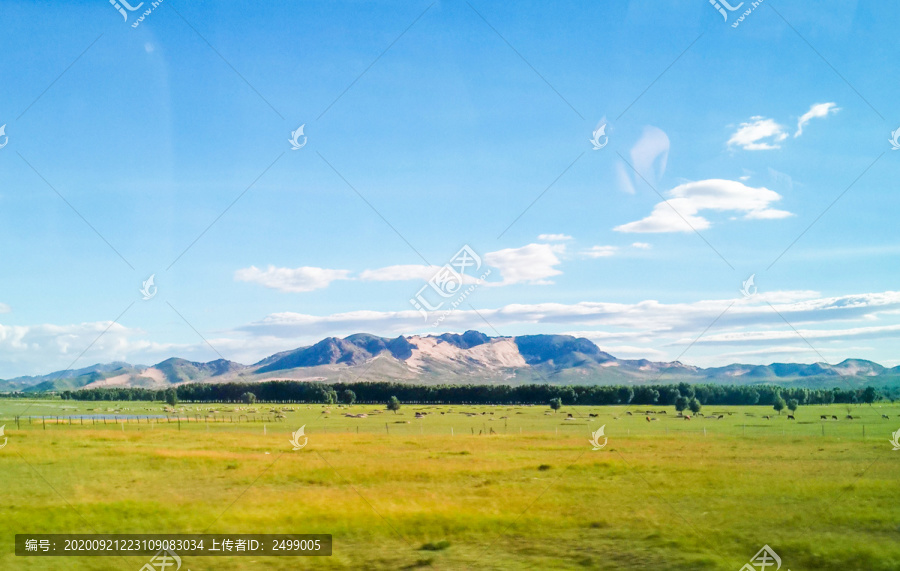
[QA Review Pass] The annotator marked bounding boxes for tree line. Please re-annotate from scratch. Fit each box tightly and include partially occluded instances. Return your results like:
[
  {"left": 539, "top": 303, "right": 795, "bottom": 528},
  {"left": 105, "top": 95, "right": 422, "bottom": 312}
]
[{"left": 56, "top": 381, "right": 884, "bottom": 407}]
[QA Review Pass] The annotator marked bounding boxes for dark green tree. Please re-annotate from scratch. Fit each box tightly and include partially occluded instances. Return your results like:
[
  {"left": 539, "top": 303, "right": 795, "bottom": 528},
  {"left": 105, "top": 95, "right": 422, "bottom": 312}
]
[
  {"left": 688, "top": 398, "right": 702, "bottom": 415},
  {"left": 773, "top": 396, "right": 786, "bottom": 415},
  {"left": 241, "top": 392, "right": 257, "bottom": 404},
  {"left": 677, "top": 382, "right": 695, "bottom": 399},
  {"left": 862, "top": 386, "right": 878, "bottom": 405},
  {"left": 549, "top": 397, "right": 562, "bottom": 412},
  {"left": 787, "top": 398, "right": 799, "bottom": 415},
  {"left": 341, "top": 389, "right": 357, "bottom": 405},
  {"left": 165, "top": 388, "right": 178, "bottom": 407},
  {"left": 386, "top": 396, "right": 401, "bottom": 413},
  {"left": 675, "top": 396, "right": 689, "bottom": 412}
]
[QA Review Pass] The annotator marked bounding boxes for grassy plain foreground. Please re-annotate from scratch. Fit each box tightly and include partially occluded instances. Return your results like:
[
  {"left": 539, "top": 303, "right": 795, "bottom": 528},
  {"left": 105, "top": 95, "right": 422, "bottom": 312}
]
[{"left": 1, "top": 399, "right": 898, "bottom": 570}]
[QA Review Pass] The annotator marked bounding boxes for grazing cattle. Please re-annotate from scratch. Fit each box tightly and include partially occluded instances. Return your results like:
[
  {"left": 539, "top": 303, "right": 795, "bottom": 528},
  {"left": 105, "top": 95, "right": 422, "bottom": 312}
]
[
  {"left": 717, "top": 415, "right": 724, "bottom": 419},
  {"left": 683, "top": 415, "right": 691, "bottom": 420},
  {"left": 787, "top": 415, "right": 795, "bottom": 420},
  {"left": 567, "top": 413, "right": 574, "bottom": 418},
  {"left": 846, "top": 415, "right": 854, "bottom": 420},
  {"left": 820, "top": 415, "right": 828, "bottom": 420},
  {"left": 831, "top": 415, "right": 837, "bottom": 420},
  {"left": 625, "top": 411, "right": 633, "bottom": 416},
  {"left": 763, "top": 415, "right": 770, "bottom": 420},
  {"left": 882, "top": 414, "right": 890, "bottom": 419},
  {"left": 646, "top": 416, "right": 651, "bottom": 422},
  {"left": 589, "top": 413, "right": 599, "bottom": 418},
  {"left": 659, "top": 411, "right": 667, "bottom": 415}
]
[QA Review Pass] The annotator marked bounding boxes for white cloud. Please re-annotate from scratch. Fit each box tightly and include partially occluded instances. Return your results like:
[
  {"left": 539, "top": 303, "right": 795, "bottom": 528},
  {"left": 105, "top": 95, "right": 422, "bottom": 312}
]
[
  {"left": 617, "top": 126, "right": 669, "bottom": 193},
  {"left": 0, "top": 303, "right": 9, "bottom": 314},
  {"left": 359, "top": 264, "right": 440, "bottom": 282},
  {"left": 616, "top": 161, "right": 637, "bottom": 195},
  {"left": 727, "top": 116, "right": 788, "bottom": 150},
  {"left": 630, "top": 126, "right": 669, "bottom": 183},
  {"left": 239, "top": 291, "right": 900, "bottom": 353},
  {"left": 484, "top": 243, "right": 565, "bottom": 285},
  {"left": 537, "top": 234, "right": 573, "bottom": 241},
  {"left": 9, "top": 290, "right": 900, "bottom": 376},
  {"left": 583, "top": 245, "right": 618, "bottom": 258},
  {"left": 235, "top": 265, "right": 351, "bottom": 293},
  {"left": 631, "top": 242, "right": 652, "bottom": 249},
  {"left": 686, "top": 323, "right": 900, "bottom": 346},
  {"left": 0, "top": 321, "right": 185, "bottom": 378},
  {"left": 795, "top": 102, "right": 839, "bottom": 137},
  {"left": 614, "top": 179, "right": 792, "bottom": 233}
]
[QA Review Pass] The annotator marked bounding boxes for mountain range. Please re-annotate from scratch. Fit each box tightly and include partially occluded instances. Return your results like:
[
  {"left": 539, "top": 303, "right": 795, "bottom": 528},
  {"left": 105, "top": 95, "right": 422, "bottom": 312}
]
[{"left": 3, "top": 331, "right": 898, "bottom": 393}]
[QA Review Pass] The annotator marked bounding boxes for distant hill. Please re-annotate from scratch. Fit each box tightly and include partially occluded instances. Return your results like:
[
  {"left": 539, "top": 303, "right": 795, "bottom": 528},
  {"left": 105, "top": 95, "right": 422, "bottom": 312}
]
[{"left": 3, "top": 331, "right": 898, "bottom": 392}]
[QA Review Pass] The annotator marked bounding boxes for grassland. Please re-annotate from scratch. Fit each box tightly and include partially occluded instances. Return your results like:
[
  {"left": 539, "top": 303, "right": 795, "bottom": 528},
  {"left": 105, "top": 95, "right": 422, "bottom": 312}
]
[{"left": 0, "top": 399, "right": 898, "bottom": 570}]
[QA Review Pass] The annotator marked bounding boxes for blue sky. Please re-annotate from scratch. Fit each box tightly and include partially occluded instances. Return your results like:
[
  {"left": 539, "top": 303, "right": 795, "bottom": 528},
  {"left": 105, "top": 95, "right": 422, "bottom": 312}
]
[{"left": 1, "top": 0, "right": 899, "bottom": 377}]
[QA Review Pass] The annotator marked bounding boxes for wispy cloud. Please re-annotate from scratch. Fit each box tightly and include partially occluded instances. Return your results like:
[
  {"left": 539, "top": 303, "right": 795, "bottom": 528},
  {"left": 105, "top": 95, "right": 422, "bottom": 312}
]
[
  {"left": 537, "top": 233, "right": 573, "bottom": 241},
  {"left": 617, "top": 126, "right": 670, "bottom": 193},
  {"left": 235, "top": 266, "right": 351, "bottom": 292},
  {"left": 795, "top": 102, "right": 839, "bottom": 137},
  {"left": 583, "top": 245, "right": 618, "bottom": 258},
  {"left": 484, "top": 243, "right": 565, "bottom": 285},
  {"left": 614, "top": 179, "right": 792, "bottom": 233},
  {"left": 727, "top": 116, "right": 788, "bottom": 150},
  {"left": 727, "top": 102, "right": 839, "bottom": 150},
  {"left": 358, "top": 264, "right": 441, "bottom": 282}
]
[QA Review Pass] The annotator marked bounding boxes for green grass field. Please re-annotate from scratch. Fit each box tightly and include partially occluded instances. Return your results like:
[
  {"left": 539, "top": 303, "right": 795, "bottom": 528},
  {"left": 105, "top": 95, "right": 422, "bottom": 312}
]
[{"left": 1, "top": 399, "right": 898, "bottom": 570}]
